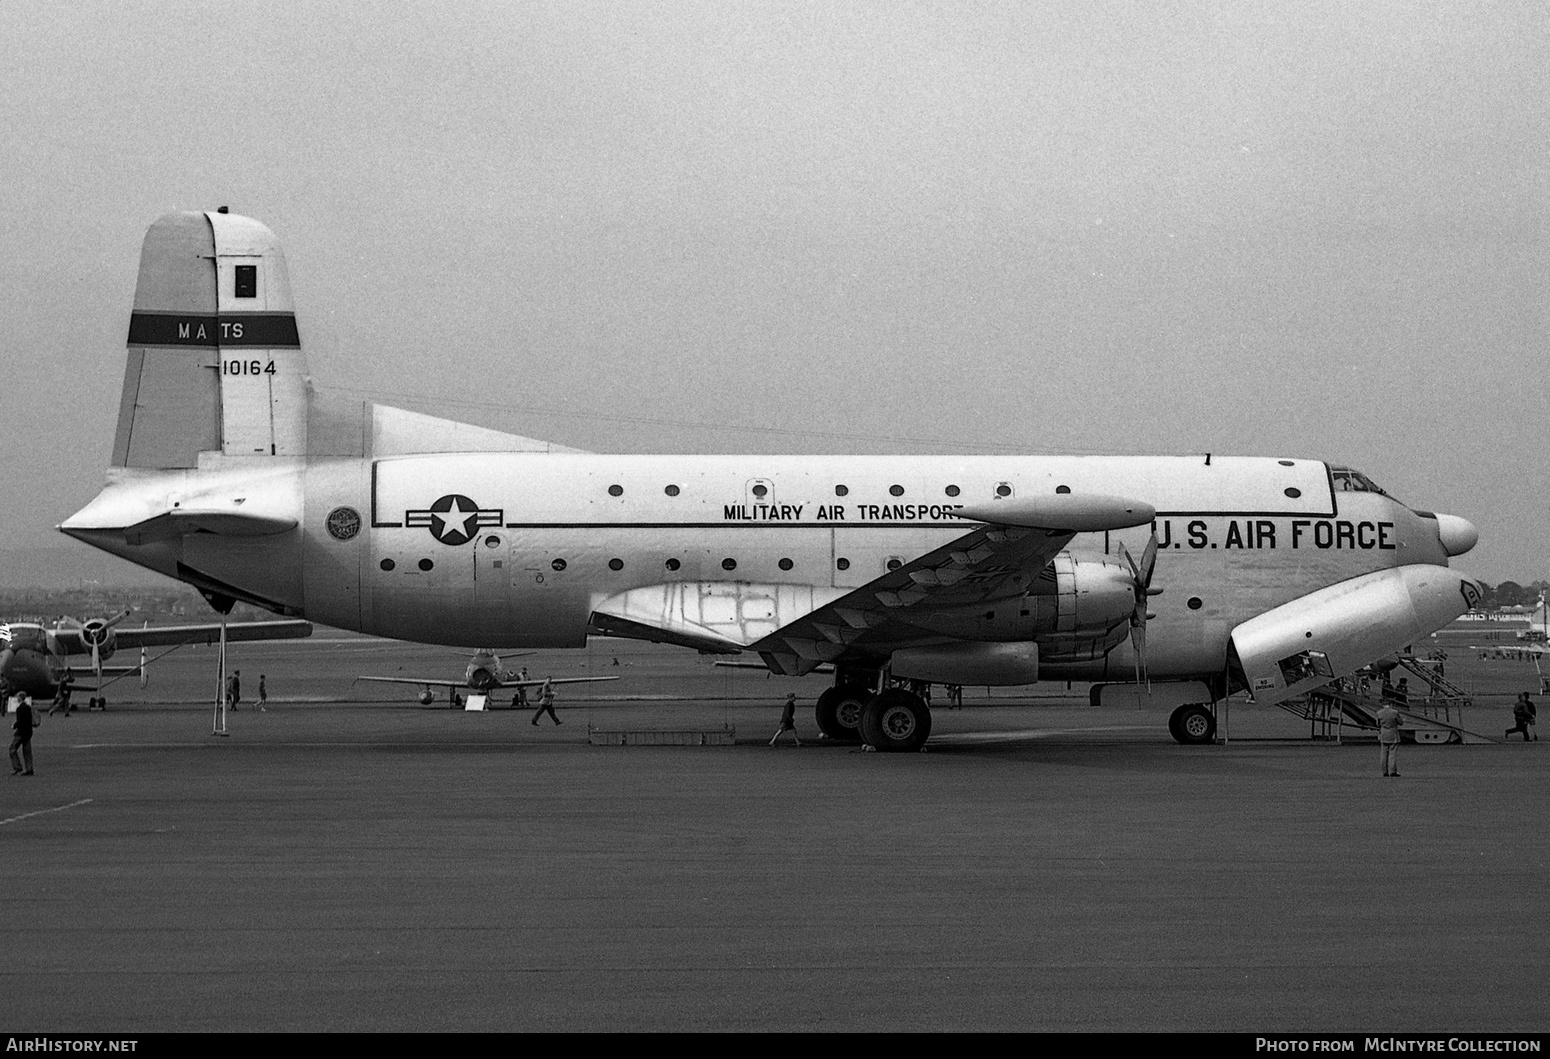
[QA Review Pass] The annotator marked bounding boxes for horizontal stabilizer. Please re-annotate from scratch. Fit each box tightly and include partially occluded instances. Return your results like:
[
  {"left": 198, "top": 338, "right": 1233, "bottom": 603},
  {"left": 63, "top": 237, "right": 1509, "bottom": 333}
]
[{"left": 951, "top": 494, "right": 1155, "bottom": 532}]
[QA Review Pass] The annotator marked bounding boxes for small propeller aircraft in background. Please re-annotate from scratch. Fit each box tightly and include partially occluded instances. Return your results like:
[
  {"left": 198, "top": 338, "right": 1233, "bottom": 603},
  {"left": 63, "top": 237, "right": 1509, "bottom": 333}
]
[
  {"left": 354, "top": 649, "right": 618, "bottom": 707},
  {"left": 0, "top": 612, "right": 312, "bottom": 706}
]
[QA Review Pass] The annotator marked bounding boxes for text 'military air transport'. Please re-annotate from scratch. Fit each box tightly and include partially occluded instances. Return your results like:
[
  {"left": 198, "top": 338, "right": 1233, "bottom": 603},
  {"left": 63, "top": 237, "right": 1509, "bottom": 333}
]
[{"left": 60, "top": 212, "right": 1480, "bottom": 750}]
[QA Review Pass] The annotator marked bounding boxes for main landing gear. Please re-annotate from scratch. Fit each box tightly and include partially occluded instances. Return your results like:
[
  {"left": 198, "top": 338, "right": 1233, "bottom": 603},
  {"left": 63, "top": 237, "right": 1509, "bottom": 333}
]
[
  {"left": 814, "top": 681, "right": 933, "bottom": 753},
  {"left": 1168, "top": 702, "right": 1217, "bottom": 745}
]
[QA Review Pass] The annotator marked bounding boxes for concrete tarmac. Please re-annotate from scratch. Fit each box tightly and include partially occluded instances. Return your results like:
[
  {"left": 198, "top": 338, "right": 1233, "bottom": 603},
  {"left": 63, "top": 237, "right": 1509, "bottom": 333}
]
[{"left": 2, "top": 638, "right": 1547, "bottom": 1032}]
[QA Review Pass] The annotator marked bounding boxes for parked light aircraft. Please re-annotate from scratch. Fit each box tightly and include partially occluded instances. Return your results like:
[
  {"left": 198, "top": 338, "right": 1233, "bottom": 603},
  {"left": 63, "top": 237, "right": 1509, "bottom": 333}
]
[
  {"left": 59, "top": 211, "right": 1481, "bottom": 750},
  {"left": 355, "top": 649, "right": 618, "bottom": 706},
  {"left": 0, "top": 611, "right": 312, "bottom": 704}
]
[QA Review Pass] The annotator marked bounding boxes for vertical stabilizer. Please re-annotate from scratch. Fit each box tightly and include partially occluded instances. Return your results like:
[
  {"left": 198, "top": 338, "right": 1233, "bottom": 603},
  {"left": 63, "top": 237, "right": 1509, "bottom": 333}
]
[{"left": 112, "top": 211, "right": 309, "bottom": 468}]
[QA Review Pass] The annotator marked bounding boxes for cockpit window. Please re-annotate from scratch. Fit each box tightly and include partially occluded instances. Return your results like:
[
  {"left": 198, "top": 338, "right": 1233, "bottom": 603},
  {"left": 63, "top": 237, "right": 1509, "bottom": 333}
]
[{"left": 1331, "top": 466, "right": 1390, "bottom": 497}]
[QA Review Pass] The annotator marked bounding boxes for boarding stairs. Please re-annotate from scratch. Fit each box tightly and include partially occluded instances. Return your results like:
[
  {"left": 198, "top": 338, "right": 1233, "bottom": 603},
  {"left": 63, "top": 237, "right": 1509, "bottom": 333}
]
[{"left": 1281, "top": 654, "right": 1494, "bottom": 744}]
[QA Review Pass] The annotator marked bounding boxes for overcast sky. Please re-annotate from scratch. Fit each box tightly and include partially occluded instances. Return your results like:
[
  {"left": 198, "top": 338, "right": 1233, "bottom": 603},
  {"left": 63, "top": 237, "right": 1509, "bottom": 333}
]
[{"left": 3, "top": 1, "right": 1545, "bottom": 581}]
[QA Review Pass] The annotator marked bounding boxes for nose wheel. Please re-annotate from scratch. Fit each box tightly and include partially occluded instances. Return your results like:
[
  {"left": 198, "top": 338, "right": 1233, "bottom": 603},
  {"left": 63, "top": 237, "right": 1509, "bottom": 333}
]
[{"left": 1168, "top": 703, "right": 1216, "bottom": 745}]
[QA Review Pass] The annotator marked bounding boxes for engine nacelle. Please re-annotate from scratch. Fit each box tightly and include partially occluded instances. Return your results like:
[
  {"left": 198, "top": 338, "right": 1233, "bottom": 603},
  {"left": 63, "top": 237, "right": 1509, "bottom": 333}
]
[
  {"left": 1024, "top": 552, "right": 1136, "bottom": 640},
  {"left": 891, "top": 642, "right": 1039, "bottom": 686},
  {"left": 79, "top": 620, "right": 117, "bottom": 662},
  {"left": 1230, "top": 566, "right": 1481, "bottom": 705}
]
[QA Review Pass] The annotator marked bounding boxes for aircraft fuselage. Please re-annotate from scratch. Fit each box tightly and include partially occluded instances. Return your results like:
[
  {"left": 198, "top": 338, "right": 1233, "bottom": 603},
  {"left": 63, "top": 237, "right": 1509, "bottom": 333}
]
[{"left": 69, "top": 451, "right": 1450, "bottom": 684}]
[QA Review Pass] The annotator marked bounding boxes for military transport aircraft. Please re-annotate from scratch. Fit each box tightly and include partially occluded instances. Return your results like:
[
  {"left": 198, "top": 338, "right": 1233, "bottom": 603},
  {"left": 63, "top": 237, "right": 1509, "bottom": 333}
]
[
  {"left": 58, "top": 211, "right": 1481, "bottom": 750},
  {"left": 355, "top": 649, "right": 618, "bottom": 706},
  {"left": 0, "top": 611, "right": 312, "bottom": 705}
]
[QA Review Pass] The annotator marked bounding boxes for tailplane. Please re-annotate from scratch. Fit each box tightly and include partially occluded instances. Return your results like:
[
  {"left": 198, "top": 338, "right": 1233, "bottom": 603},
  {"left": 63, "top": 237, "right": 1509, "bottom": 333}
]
[{"left": 111, "top": 210, "right": 309, "bottom": 468}]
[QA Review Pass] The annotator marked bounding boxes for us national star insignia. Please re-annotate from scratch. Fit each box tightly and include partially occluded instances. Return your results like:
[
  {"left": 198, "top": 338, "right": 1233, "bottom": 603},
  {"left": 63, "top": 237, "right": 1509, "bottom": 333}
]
[{"left": 405, "top": 494, "right": 503, "bottom": 546}]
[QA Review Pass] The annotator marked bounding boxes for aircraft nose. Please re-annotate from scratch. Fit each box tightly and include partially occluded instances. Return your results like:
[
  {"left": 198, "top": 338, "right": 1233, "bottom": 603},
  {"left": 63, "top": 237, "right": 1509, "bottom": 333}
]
[{"left": 1435, "top": 513, "right": 1479, "bottom": 557}]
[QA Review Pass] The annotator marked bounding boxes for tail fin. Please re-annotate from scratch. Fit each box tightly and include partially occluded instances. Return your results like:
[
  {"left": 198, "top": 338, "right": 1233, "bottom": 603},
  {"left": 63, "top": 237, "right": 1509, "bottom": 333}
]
[{"left": 111, "top": 210, "right": 309, "bottom": 468}]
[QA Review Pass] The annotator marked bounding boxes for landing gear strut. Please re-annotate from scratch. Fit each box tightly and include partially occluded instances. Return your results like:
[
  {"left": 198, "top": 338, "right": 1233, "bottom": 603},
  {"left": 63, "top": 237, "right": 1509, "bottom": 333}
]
[{"left": 1169, "top": 702, "right": 1216, "bottom": 745}]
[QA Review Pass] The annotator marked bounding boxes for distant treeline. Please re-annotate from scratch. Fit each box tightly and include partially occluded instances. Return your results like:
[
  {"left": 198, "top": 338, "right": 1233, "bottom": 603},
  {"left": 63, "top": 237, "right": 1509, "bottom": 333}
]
[
  {"left": 1, "top": 585, "right": 274, "bottom": 626},
  {"left": 1476, "top": 580, "right": 1549, "bottom": 609}
]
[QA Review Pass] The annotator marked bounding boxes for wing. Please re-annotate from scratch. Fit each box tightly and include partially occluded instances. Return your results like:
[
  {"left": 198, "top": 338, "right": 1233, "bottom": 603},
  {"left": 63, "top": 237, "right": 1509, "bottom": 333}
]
[
  {"left": 354, "top": 675, "right": 463, "bottom": 690},
  {"left": 749, "top": 493, "right": 1154, "bottom": 675},
  {"left": 494, "top": 676, "right": 622, "bottom": 689},
  {"left": 354, "top": 675, "right": 621, "bottom": 689},
  {"left": 54, "top": 619, "right": 313, "bottom": 654}
]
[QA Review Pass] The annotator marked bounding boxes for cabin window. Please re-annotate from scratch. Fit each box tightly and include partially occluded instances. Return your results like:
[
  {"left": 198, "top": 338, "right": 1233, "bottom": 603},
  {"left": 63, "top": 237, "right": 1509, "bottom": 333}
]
[
  {"left": 778, "top": 558, "right": 793, "bottom": 571},
  {"left": 834, "top": 485, "right": 849, "bottom": 497},
  {"left": 836, "top": 557, "right": 850, "bottom": 571},
  {"left": 665, "top": 558, "right": 681, "bottom": 572},
  {"left": 886, "top": 558, "right": 902, "bottom": 571},
  {"left": 722, "top": 558, "right": 737, "bottom": 571},
  {"left": 995, "top": 483, "right": 1013, "bottom": 498},
  {"left": 609, "top": 558, "right": 624, "bottom": 571},
  {"left": 1055, "top": 485, "right": 1070, "bottom": 494},
  {"left": 752, "top": 483, "right": 768, "bottom": 499},
  {"left": 1187, "top": 597, "right": 1203, "bottom": 610},
  {"left": 418, "top": 559, "right": 434, "bottom": 572},
  {"left": 889, "top": 484, "right": 904, "bottom": 497},
  {"left": 945, "top": 485, "right": 960, "bottom": 497},
  {"left": 379, "top": 558, "right": 395, "bottom": 572},
  {"left": 608, "top": 484, "right": 623, "bottom": 497},
  {"left": 551, "top": 558, "right": 567, "bottom": 571},
  {"left": 664, "top": 484, "right": 680, "bottom": 497},
  {"left": 1284, "top": 487, "right": 1301, "bottom": 499}
]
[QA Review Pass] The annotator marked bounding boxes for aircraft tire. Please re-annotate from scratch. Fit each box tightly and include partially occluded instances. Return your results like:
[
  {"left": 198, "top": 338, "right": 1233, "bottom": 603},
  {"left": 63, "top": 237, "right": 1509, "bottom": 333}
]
[
  {"left": 858, "top": 688, "right": 932, "bottom": 752},
  {"left": 1170, "top": 703, "right": 1216, "bottom": 745},
  {"left": 814, "top": 685, "right": 868, "bottom": 742}
]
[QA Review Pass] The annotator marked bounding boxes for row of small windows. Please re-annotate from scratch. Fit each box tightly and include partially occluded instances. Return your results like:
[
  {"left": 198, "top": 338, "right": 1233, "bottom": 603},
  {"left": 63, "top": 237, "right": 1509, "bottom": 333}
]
[
  {"left": 607, "top": 482, "right": 1305, "bottom": 501},
  {"left": 554, "top": 556, "right": 846, "bottom": 573},
  {"left": 607, "top": 482, "right": 1017, "bottom": 498},
  {"left": 379, "top": 556, "right": 864, "bottom": 574}
]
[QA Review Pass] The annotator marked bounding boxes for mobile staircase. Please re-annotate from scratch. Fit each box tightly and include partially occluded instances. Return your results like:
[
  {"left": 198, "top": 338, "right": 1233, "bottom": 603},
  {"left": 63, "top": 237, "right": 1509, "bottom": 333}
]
[{"left": 1282, "top": 654, "right": 1495, "bottom": 744}]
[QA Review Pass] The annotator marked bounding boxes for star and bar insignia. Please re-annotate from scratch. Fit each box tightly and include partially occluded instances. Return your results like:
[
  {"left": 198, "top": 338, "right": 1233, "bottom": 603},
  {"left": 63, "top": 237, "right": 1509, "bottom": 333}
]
[{"left": 405, "top": 494, "right": 503, "bottom": 546}]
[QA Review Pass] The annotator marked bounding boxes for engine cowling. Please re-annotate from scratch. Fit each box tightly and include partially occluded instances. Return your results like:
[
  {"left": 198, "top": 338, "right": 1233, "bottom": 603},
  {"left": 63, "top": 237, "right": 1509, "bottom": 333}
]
[
  {"left": 79, "top": 620, "right": 117, "bottom": 662},
  {"left": 1023, "top": 552, "right": 1137, "bottom": 659},
  {"left": 1230, "top": 566, "right": 1481, "bottom": 705}
]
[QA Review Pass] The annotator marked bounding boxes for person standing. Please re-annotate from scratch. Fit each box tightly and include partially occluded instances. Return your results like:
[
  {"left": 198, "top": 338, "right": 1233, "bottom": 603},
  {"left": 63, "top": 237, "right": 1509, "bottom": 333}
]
[
  {"left": 1377, "top": 699, "right": 1403, "bottom": 777},
  {"left": 258, "top": 674, "right": 268, "bottom": 712},
  {"left": 770, "top": 693, "right": 801, "bottom": 746},
  {"left": 530, "top": 679, "right": 560, "bottom": 726},
  {"left": 10, "top": 692, "right": 39, "bottom": 776},
  {"left": 1507, "top": 692, "right": 1537, "bottom": 741}
]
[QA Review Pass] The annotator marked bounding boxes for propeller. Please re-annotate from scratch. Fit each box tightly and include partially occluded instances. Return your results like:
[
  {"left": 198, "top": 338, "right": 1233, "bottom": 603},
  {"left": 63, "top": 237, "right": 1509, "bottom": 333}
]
[
  {"left": 57, "top": 610, "right": 132, "bottom": 678},
  {"left": 1118, "top": 532, "right": 1161, "bottom": 699}
]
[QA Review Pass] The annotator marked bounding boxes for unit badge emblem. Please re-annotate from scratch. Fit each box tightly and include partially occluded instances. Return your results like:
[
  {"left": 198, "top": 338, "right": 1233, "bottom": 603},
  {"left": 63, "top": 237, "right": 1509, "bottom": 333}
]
[
  {"left": 406, "top": 494, "right": 503, "bottom": 546},
  {"left": 325, "top": 506, "right": 361, "bottom": 541}
]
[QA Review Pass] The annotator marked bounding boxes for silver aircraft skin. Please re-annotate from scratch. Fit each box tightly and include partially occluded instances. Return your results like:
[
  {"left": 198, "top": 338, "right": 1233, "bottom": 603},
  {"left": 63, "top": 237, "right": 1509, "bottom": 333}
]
[{"left": 60, "top": 211, "right": 1481, "bottom": 749}]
